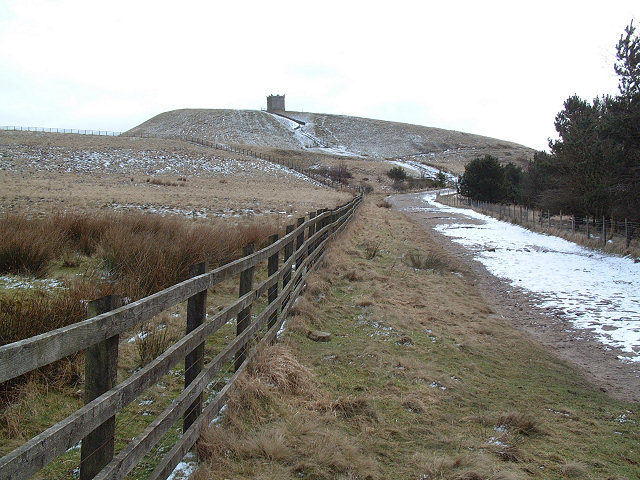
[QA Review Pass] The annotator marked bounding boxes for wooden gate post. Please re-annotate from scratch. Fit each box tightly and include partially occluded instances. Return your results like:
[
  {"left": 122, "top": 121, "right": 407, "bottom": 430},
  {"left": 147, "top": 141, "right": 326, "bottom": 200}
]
[
  {"left": 80, "top": 295, "right": 122, "bottom": 480},
  {"left": 184, "top": 262, "right": 207, "bottom": 433},
  {"left": 267, "top": 234, "right": 279, "bottom": 332},
  {"left": 235, "top": 245, "right": 255, "bottom": 371}
]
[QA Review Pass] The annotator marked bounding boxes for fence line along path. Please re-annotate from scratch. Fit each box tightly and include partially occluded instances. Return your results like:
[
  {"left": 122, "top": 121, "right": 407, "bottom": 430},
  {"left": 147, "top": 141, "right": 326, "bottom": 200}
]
[
  {"left": 0, "top": 193, "right": 363, "bottom": 480},
  {"left": 437, "top": 193, "right": 639, "bottom": 250}
]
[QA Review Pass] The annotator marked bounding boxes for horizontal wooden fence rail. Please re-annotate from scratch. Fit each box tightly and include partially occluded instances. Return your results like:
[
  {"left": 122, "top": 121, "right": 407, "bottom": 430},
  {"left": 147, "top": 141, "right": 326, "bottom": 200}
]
[
  {"left": 0, "top": 193, "right": 362, "bottom": 480},
  {"left": 436, "top": 193, "right": 639, "bottom": 249}
]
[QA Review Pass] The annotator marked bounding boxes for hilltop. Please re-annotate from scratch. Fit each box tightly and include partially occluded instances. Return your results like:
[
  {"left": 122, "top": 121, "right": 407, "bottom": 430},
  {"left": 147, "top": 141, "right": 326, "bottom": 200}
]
[{"left": 125, "top": 109, "right": 535, "bottom": 174}]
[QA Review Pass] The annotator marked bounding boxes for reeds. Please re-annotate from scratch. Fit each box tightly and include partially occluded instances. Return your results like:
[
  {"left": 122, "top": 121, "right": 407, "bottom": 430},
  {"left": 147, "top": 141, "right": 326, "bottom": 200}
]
[{"left": 0, "top": 211, "right": 275, "bottom": 299}]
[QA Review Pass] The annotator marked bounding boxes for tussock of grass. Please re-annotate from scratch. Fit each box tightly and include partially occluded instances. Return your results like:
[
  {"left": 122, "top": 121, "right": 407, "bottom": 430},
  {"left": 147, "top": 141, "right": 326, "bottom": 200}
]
[
  {"left": 403, "top": 249, "right": 451, "bottom": 273},
  {"left": 248, "top": 344, "right": 315, "bottom": 397},
  {"left": 135, "top": 314, "right": 178, "bottom": 366},
  {"left": 496, "top": 412, "right": 542, "bottom": 436},
  {"left": 198, "top": 344, "right": 380, "bottom": 479},
  {"left": 0, "top": 215, "right": 64, "bottom": 276}
]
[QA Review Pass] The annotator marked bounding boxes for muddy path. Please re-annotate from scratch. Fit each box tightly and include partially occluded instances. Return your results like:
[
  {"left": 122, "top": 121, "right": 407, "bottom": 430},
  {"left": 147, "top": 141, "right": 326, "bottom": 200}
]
[{"left": 391, "top": 191, "right": 640, "bottom": 403}]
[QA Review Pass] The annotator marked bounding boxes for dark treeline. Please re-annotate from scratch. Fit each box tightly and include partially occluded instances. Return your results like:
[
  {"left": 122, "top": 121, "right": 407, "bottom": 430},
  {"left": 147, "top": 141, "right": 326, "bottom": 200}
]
[{"left": 459, "top": 21, "right": 640, "bottom": 222}]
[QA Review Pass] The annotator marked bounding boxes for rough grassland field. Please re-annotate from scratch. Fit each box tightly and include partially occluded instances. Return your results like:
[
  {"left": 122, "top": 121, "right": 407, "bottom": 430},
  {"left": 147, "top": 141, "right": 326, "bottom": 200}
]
[
  {"left": 0, "top": 131, "right": 350, "bottom": 217},
  {"left": 195, "top": 196, "right": 638, "bottom": 480}
]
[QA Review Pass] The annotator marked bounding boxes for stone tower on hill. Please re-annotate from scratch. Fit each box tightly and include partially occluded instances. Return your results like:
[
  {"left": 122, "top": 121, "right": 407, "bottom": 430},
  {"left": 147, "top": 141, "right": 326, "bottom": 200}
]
[{"left": 266, "top": 94, "right": 285, "bottom": 112}]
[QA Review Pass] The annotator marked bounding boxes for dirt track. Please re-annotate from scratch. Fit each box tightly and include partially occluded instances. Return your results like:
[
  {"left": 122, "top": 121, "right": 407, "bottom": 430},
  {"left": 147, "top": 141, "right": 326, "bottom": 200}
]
[{"left": 391, "top": 191, "right": 640, "bottom": 403}]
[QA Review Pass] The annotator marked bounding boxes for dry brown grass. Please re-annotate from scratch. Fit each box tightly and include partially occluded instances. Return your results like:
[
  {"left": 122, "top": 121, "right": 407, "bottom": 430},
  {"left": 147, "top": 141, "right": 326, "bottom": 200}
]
[
  {"left": 0, "top": 131, "right": 350, "bottom": 217},
  {"left": 135, "top": 314, "right": 179, "bottom": 366},
  {"left": 496, "top": 412, "right": 543, "bottom": 436},
  {"left": 197, "top": 343, "right": 380, "bottom": 479},
  {"left": 0, "top": 214, "right": 64, "bottom": 275},
  {"left": 247, "top": 343, "right": 315, "bottom": 397},
  {"left": 194, "top": 195, "right": 639, "bottom": 479},
  {"left": 0, "top": 210, "right": 276, "bottom": 298}
]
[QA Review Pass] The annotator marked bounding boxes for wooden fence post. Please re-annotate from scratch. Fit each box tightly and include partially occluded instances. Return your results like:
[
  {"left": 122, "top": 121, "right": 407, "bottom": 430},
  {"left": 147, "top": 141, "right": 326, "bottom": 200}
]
[
  {"left": 282, "top": 224, "right": 295, "bottom": 309},
  {"left": 184, "top": 262, "right": 207, "bottom": 433},
  {"left": 235, "top": 244, "right": 255, "bottom": 371},
  {"left": 295, "top": 217, "right": 305, "bottom": 252},
  {"left": 626, "top": 219, "right": 631, "bottom": 248},
  {"left": 602, "top": 216, "right": 606, "bottom": 248},
  {"left": 308, "top": 211, "right": 317, "bottom": 260},
  {"left": 267, "top": 234, "right": 279, "bottom": 332},
  {"left": 586, "top": 216, "right": 590, "bottom": 238},
  {"left": 80, "top": 295, "right": 122, "bottom": 480},
  {"left": 294, "top": 217, "right": 306, "bottom": 287}
]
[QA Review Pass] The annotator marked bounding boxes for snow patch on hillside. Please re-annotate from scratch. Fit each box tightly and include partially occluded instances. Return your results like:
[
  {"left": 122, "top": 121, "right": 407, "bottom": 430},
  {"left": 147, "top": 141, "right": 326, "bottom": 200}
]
[
  {"left": 267, "top": 113, "right": 363, "bottom": 157},
  {"left": 388, "top": 160, "right": 457, "bottom": 182},
  {"left": 0, "top": 144, "right": 324, "bottom": 186}
]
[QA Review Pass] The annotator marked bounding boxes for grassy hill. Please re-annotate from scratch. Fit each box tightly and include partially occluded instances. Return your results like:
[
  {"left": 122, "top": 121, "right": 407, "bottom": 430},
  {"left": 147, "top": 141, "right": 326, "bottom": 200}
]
[{"left": 125, "top": 109, "right": 535, "bottom": 174}]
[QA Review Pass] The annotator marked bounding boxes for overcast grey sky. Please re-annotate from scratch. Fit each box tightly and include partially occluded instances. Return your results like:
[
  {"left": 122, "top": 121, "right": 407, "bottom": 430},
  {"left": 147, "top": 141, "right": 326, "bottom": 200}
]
[{"left": 0, "top": 0, "right": 638, "bottom": 150}]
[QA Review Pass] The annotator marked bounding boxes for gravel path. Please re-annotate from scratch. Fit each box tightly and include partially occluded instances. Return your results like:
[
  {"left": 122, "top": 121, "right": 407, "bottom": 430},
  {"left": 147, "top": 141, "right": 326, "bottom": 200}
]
[{"left": 391, "top": 191, "right": 640, "bottom": 403}]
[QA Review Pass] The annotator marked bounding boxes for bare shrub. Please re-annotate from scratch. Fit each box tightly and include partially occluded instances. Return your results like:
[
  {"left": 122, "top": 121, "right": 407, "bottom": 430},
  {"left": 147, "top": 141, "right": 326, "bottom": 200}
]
[
  {"left": 317, "top": 163, "right": 353, "bottom": 185},
  {"left": 360, "top": 182, "right": 374, "bottom": 194}
]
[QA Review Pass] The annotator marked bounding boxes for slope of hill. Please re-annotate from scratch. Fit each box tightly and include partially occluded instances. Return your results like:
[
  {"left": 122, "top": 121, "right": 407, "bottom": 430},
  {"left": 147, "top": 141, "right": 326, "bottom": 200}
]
[{"left": 125, "top": 109, "right": 535, "bottom": 172}]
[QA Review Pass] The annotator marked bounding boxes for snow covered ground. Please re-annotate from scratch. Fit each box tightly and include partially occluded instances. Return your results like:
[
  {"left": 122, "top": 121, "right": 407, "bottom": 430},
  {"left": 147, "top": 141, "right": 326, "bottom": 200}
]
[
  {"left": 267, "top": 113, "right": 363, "bottom": 157},
  {"left": 388, "top": 160, "right": 458, "bottom": 183},
  {"left": 0, "top": 144, "right": 323, "bottom": 185},
  {"left": 422, "top": 192, "right": 640, "bottom": 363}
]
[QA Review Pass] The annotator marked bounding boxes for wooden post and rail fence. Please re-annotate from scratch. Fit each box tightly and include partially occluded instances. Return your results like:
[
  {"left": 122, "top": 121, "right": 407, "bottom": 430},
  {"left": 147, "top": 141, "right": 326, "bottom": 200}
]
[
  {"left": 436, "top": 192, "right": 639, "bottom": 249},
  {"left": 0, "top": 193, "right": 363, "bottom": 480}
]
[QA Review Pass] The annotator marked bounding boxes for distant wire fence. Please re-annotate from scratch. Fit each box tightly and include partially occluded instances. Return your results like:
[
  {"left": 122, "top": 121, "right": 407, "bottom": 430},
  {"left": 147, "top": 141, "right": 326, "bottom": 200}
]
[
  {"left": 0, "top": 125, "right": 122, "bottom": 136},
  {"left": 436, "top": 192, "right": 640, "bottom": 250},
  {"left": 0, "top": 194, "right": 363, "bottom": 480}
]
